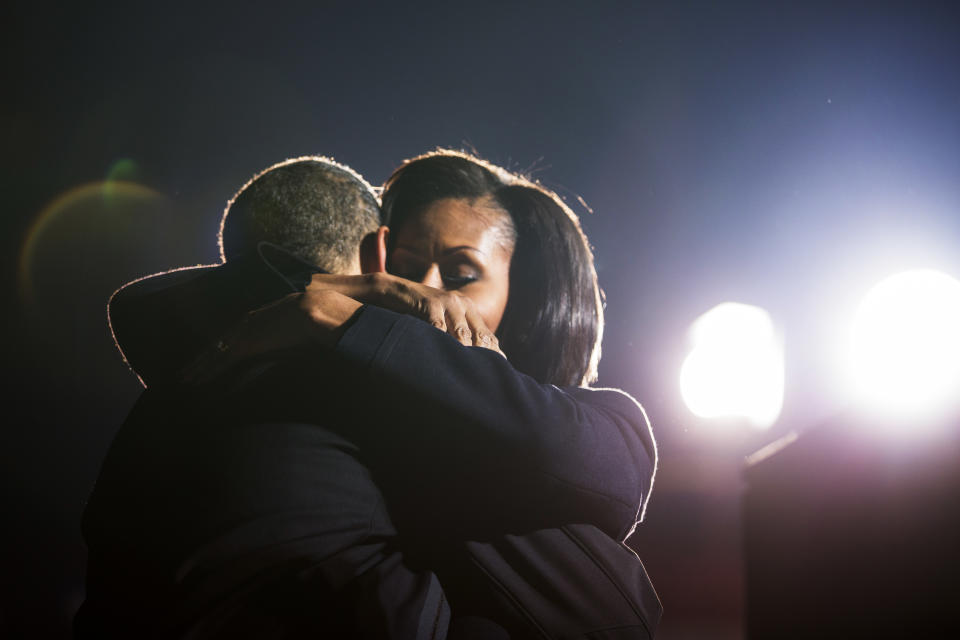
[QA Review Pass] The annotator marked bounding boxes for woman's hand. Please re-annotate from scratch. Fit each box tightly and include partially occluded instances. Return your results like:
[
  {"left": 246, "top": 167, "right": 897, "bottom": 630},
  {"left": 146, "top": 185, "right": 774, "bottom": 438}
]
[{"left": 305, "top": 272, "right": 502, "bottom": 352}]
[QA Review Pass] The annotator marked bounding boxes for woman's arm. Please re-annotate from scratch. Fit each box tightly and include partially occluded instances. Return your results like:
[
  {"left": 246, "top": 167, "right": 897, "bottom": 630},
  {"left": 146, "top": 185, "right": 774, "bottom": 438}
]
[{"left": 329, "top": 304, "right": 657, "bottom": 541}]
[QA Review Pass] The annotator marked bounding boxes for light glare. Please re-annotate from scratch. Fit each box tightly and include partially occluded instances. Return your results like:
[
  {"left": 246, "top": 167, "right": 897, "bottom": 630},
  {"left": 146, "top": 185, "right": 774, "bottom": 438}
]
[
  {"left": 680, "top": 303, "right": 784, "bottom": 429},
  {"left": 847, "top": 269, "right": 960, "bottom": 421}
]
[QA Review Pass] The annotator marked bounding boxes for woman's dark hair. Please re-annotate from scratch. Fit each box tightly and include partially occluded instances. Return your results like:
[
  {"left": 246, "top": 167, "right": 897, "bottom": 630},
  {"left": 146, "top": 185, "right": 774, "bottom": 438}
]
[{"left": 381, "top": 150, "right": 603, "bottom": 386}]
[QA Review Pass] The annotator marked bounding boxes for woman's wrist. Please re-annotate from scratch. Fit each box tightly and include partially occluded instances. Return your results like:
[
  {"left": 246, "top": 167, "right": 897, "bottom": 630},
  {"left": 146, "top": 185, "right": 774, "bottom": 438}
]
[{"left": 296, "top": 288, "right": 364, "bottom": 347}]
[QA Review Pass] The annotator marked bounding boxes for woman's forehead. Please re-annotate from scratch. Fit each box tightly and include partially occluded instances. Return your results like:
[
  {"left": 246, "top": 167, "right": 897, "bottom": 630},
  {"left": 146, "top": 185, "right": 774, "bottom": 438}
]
[{"left": 394, "top": 197, "right": 514, "bottom": 252}]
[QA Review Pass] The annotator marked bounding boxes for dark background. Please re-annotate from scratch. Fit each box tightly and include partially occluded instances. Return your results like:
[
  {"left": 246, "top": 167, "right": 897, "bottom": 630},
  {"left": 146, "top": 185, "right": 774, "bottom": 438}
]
[{"left": 4, "top": 1, "right": 960, "bottom": 637}]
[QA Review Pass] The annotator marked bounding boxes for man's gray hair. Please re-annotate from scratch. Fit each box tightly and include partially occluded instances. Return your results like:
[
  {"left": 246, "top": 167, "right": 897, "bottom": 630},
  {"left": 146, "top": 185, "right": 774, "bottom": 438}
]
[{"left": 218, "top": 156, "right": 381, "bottom": 273}]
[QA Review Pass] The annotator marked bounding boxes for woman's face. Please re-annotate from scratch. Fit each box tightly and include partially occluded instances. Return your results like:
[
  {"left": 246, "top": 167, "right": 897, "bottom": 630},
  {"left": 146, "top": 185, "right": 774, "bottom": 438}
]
[{"left": 389, "top": 196, "right": 514, "bottom": 332}]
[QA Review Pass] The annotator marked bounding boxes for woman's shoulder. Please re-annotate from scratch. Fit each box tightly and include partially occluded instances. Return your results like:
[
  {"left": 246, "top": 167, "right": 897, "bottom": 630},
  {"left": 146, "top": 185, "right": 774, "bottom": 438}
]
[
  {"left": 564, "top": 385, "right": 650, "bottom": 425},
  {"left": 562, "top": 384, "right": 657, "bottom": 481}
]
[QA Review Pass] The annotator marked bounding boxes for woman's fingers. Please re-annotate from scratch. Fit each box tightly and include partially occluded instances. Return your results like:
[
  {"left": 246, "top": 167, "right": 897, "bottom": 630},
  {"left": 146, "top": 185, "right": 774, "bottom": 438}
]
[
  {"left": 463, "top": 304, "right": 494, "bottom": 349},
  {"left": 444, "top": 296, "right": 473, "bottom": 347},
  {"left": 445, "top": 295, "right": 504, "bottom": 355},
  {"left": 462, "top": 301, "right": 504, "bottom": 356}
]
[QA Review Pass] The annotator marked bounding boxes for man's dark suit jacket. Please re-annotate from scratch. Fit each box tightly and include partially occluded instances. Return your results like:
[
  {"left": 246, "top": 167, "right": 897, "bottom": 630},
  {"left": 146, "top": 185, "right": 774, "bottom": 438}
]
[
  {"left": 80, "top": 245, "right": 661, "bottom": 638},
  {"left": 79, "top": 248, "right": 451, "bottom": 638},
  {"left": 78, "top": 385, "right": 449, "bottom": 638}
]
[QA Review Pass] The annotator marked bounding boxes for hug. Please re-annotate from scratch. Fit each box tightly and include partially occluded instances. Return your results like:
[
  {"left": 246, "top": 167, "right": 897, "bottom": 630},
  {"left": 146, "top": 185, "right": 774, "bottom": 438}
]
[{"left": 77, "top": 149, "right": 660, "bottom": 639}]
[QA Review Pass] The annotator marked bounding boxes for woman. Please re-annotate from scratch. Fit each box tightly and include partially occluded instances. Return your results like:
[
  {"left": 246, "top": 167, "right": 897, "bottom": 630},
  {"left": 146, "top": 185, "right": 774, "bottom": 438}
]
[{"left": 314, "top": 150, "right": 660, "bottom": 637}]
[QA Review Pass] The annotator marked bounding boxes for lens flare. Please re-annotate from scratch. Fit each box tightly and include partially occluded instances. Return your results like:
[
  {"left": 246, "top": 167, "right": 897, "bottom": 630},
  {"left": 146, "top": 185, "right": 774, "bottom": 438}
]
[
  {"left": 680, "top": 302, "right": 784, "bottom": 429},
  {"left": 105, "top": 158, "right": 141, "bottom": 190},
  {"left": 847, "top": 269, "right": 960, "bottom": 421},
  {"left": 18, "top": 181, "right": 165, "bottom": 304}
]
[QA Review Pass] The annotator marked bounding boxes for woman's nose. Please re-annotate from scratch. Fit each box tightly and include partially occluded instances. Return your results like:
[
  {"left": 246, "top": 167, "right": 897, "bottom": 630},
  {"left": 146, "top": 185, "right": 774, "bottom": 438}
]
[{"left": 418, "top": 264, "right": 444, "bottom": 289}]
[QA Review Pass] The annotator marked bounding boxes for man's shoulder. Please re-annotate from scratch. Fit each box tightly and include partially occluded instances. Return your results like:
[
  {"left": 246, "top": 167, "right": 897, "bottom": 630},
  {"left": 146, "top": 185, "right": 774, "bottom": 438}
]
[{"left": 110, "top": 264, "right": 221, "bottom": 312}]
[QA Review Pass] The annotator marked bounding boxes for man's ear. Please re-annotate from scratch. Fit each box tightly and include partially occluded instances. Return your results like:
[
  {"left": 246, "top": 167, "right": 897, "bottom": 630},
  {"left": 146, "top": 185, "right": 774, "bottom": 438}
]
[{"left": 360, "top": 226, "right": 389, "bottom": 273}]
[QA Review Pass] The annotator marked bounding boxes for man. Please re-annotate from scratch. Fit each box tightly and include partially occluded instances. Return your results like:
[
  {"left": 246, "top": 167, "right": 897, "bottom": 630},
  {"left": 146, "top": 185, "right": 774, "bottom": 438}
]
[
  {"left": 80, "top": 156, "right": 661, "bottom": 638},
  {"left": 78, "top": 157, "right": 454, "bottom": 638}
]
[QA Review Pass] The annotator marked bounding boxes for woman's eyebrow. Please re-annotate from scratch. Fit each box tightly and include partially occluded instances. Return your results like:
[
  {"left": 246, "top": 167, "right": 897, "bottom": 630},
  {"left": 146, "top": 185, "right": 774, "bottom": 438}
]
[{"left": 441, "top": 245, "right": 485, "bottom": 257}]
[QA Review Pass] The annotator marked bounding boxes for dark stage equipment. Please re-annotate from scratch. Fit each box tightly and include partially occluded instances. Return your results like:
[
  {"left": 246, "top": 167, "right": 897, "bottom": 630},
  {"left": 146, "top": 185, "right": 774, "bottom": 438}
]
[{"left": 743, "top": 417, "right": 960, "bottom": 639}]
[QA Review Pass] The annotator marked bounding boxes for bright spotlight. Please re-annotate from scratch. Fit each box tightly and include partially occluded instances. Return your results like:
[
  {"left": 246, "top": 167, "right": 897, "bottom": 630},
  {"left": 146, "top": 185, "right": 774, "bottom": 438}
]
[
  {"left": 680, "top": 302, "right": 784, "bottom": 429},
  {"left": 847, "top": 269, "right": 960, "bottom": 421}
]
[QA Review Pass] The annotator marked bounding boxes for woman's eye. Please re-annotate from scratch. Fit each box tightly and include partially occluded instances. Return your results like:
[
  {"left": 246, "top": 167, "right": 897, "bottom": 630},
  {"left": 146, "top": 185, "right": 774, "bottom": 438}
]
[{"left": 442, "top": 274, "right": 478, "bottom": 288}]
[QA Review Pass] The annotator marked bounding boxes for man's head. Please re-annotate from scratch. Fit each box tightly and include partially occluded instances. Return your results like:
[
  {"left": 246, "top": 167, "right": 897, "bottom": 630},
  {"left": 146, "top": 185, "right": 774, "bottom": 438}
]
[{"left": 218, "top": 156, "right": 381, "bottom": 274}]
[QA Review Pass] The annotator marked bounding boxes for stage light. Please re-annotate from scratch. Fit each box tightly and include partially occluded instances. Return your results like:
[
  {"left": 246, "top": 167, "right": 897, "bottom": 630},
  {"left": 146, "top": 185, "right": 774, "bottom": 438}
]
[
  {"left": 847, "top": 269, "right": 960, "bottom": 421},
  {"left": 679, "top": 303, "right": 784, "bottom": 429}
]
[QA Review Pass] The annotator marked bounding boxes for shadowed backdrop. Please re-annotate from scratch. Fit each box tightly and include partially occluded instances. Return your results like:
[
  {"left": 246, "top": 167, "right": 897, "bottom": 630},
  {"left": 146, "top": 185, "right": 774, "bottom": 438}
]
[{"left": 4, "top": 1, "right": 960, "bottom": 637}]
